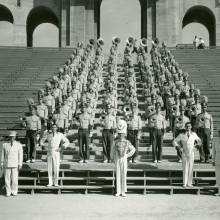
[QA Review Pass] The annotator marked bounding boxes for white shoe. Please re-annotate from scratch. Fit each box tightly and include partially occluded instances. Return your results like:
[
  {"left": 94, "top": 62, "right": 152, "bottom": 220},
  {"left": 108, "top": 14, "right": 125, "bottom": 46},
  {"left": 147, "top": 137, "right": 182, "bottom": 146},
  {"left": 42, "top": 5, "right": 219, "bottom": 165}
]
[
  {"left": 47, "top": 184, "right": 53, "bottom": 187},
  {"left": 115, "top": 193, "right": 120, "bottom": 197},
  {"left": 153, "top": 160, "right": 157, "bottom": 163},
  {"left": 103, "top": 159, "right": 108, "bottom": 163},
  {"left": 31, "top": 159, "right": 35, "bottom": 163},
  {"left": 26, "top": 160, "right": 31, "bottom": 163},
  {"left": 121, "top": 193, "right": 126, "bottom": 197},
  {"left": 11, "top": 193, "right": 17, "bottom": 196},
  {"left": 78, "top": 159, "right": 84, "bottom": 163},
  {"left": 84, "top": 160, "right": 89, "bottom": 163},
  {"left": 157, "top": 160, "right": 162, "bottom": 163},
  {"left": 54, "top": 184, "right": 59, "bottom": 187}
]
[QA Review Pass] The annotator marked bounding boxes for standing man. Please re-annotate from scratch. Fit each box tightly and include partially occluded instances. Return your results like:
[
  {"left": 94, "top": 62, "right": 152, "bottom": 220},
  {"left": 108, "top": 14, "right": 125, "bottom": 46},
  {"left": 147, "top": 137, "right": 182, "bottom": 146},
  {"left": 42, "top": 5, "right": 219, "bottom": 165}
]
[
  {"left": 126, "top": 106, "right": 142, "bottom": 163},
  {"left": 173, "top": 122, "right": 201, "bottom": 187},
  {"left": 149, "top": 102, "right": 166, "bottom": 163},
  {"left": 101, "top": 105, "right": 117, "bottom": 163},
  {"left": 40, "top": 124, "right": 69, "bottom": 187},
  {"left": 1, "top": 131, "right": 23, "bottom": 197},
  {"left": 111, "top": 119, "right": 135, "bottom": 197},
  {"left": 76, "top": 104, "right": 94, "bottom": 163},
  {"left": 196, "top": 103, "right": 213, "bottom": 163},
  {"left": 23, "top": 107, "right": 41, "bottom": 163}
]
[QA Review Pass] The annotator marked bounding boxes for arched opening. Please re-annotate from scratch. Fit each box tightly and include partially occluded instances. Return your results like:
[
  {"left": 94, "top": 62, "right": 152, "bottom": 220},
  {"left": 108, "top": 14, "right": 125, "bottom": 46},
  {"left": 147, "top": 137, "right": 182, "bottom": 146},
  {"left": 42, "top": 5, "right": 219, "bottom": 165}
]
[
  {"left": 26, "top": 6, "right": 59, "bottom": 47},
  {"left": 100, "top": 0, "right": 141, "bottom": 52},
  {"left": 182, "top": 23, "right": 209, "bottom": 46},
  {"left": 0, "top": 4, "right": 14, "bottom": 46},
  {"left": 182, "top": 5, "right": 216, "bottom": 46},
  {"left": 33, "top": 23, "right": 59, "bottom": 47}
]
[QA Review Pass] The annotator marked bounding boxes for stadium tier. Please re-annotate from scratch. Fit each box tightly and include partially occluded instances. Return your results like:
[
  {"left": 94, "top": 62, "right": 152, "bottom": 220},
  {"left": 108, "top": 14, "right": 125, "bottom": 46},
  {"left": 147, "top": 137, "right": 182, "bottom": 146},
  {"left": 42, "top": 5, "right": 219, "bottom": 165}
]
[{"left": 0, "top": 45, "right": 219, "bottom": 195}]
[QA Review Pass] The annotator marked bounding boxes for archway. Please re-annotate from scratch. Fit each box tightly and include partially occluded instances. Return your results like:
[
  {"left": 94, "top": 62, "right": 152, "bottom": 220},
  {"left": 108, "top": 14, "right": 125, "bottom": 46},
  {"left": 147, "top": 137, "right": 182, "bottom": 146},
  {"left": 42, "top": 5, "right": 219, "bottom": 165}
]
[
  {"left": 100, "top": 0, "right": 141, "bottom": 52},
  {"left": 33, "top": 23, "right": 59, "bottom": 47},
  {"left": 0, "top": 4, "right": 14, "bottom": 46},
  {"left": 182, "top": 23, "right": 209, "bottom": 46},
  {"left": 182, "top": 5, "right": 216, "bottom": 46},
  {"left": 26, "top": 6, "right": 59, "bottom": 47}
]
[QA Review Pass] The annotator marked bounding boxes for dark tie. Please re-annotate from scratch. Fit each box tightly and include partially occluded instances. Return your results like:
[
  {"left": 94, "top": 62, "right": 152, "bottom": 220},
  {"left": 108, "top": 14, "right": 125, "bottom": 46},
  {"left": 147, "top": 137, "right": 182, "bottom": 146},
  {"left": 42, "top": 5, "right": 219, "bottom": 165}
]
[{"left": 187, "top": 133, "right": 190, "bottom": 138}]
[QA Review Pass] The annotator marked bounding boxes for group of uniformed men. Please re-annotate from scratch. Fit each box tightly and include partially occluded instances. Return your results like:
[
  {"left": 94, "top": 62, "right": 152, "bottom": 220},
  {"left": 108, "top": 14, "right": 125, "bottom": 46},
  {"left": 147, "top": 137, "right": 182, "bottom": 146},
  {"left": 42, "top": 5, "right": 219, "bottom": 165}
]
[{"left": 21, "top": 36, "right": 213, "bottom": 166}]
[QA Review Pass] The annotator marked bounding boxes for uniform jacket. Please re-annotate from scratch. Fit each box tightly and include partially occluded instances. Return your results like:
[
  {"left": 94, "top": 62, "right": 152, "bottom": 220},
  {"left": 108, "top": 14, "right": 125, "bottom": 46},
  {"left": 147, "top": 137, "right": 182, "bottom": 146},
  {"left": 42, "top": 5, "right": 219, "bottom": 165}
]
[{"left": 1, "top": 141, "right": 23, "bottom": 168}]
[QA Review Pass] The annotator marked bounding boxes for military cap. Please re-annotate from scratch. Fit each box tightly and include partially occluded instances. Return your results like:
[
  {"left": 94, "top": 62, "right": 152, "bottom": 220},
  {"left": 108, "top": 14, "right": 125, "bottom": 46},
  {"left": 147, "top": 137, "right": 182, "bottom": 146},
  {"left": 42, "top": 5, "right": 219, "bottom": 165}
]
[
  {"left": 97, "top": 38, "right": 104, "bottom": 46},
  {"left": 112, "top": 37, "right": 121, "bottom": 45},
  {"left": 126, "top": 37, "right": 135, "bottom": 46},
  {"left": 140, "top": 38, "right": 148, "bottom": 47}
]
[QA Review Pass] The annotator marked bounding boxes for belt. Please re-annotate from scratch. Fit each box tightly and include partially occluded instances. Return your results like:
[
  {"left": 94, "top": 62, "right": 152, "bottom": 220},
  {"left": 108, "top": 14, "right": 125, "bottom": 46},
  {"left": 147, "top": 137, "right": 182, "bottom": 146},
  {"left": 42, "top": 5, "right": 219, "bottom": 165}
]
[{"left": 79, "top": 128, "right": 89, "bottom": 131}]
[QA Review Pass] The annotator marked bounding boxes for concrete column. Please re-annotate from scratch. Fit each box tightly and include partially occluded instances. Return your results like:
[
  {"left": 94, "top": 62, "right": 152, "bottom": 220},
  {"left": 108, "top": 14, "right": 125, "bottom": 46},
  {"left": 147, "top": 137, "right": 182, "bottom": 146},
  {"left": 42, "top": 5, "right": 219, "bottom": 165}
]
[
  {"left": 85, "top": 0, "right": 95, "bottom": 42},
  {"left": 148, "top": 0, "right": 156, "bottom": 40},
  {"left": 140, "top": 0, "right": 148, "bottom": 38},
  {"left": 94, "top": 0, "right": 101, "bottom": 39},
  {"left": 61, "top": 0, "right": 68, "bottom": 47},
  {"left": 70, "top": 0, "right": 85, "bottom": 46}
]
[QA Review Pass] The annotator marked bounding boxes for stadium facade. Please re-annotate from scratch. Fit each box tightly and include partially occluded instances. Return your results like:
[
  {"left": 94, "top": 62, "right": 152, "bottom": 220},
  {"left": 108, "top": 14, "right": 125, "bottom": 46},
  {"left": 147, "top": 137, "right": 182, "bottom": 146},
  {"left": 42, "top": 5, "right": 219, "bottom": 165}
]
[{"left": 0, "top": 0, "right": 220, "bottom": 47}]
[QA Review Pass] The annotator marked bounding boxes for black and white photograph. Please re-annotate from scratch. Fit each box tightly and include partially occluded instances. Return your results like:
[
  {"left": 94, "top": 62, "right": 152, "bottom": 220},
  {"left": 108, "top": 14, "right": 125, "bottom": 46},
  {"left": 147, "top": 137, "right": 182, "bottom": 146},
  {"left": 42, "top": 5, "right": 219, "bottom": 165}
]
[{"left": 0, "top": 0, "right": 220, "bottom": 219}]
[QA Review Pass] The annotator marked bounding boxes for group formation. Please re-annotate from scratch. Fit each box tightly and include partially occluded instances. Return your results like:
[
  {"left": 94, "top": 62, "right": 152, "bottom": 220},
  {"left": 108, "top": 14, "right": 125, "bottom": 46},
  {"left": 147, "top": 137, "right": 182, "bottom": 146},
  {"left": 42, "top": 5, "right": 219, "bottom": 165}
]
[
  {"left": 0, "top": 36, "right": 217, "bottom": 197},
  {"left": 20, "top": 36, "right": 213, "bottom": 165}
]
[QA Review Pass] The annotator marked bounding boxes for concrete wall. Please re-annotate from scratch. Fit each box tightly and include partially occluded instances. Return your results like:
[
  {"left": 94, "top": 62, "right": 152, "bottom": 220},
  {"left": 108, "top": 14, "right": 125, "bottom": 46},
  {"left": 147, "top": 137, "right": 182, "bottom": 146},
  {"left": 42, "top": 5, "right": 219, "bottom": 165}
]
[
  {"left": 156, "top": 0, "right": 220, "bottom": 46},
  {"left": 0, "top": 0, "right": 220, "bottom": 47}
]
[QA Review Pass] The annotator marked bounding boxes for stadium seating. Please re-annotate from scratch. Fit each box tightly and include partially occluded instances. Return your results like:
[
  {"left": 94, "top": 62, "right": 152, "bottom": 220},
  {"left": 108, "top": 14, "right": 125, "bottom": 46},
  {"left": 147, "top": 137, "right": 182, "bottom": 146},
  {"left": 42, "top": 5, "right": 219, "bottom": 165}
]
[{"left": 0, "top": 47, "right": 218, "bottom": 194}]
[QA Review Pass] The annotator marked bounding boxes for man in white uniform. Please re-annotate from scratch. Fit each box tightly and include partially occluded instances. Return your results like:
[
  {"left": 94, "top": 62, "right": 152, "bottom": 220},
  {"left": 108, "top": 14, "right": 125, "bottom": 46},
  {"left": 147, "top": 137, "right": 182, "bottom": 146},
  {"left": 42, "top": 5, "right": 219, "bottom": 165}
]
[
  {"left": 40, "top": 124, "right": 69, "bottom": 187},
  {"left": 173, "top": 122, "right": 201, "bottom": 187},
  {"left": 111, "top": 120, "right": 135, "bottom": 197},
  {"left": 1, "top": 131, "right": 23, "bottom": 197}
]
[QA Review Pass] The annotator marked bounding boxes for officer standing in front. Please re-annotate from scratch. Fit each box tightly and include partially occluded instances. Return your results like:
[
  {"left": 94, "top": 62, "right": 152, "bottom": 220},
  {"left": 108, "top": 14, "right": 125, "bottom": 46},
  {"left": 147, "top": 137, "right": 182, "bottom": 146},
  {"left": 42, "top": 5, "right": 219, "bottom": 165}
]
[
  {"left": 1, "top": 131, "right": 23, "bottom": 197},
  {"left": 149, "top": 102, "right": 166, "bottom": 163},
  {"left": 40, "top": 124, "right": 69, "bottom": 187}
]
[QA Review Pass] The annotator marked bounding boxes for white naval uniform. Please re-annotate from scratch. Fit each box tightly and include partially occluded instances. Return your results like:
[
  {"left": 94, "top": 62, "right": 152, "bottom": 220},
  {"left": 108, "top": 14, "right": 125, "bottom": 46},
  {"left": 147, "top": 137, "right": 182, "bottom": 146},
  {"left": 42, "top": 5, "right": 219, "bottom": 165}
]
[
  {"left": 111, "top": 139, "right": 135, "bottom": 194},
  {"left": 41, "top": 132, "right": 69, "bottom": 185},
  {"left": 173, "top": 132, "right": 201, "bottom": 186},
  {"left": 1, "top": 141, "right": 23, "bottom": 195}
]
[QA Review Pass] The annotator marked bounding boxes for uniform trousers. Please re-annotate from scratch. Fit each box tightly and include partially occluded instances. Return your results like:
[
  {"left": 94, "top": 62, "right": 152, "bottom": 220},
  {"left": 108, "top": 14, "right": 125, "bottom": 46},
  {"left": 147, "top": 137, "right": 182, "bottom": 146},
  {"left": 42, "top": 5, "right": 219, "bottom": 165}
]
[
  {"left": 115, "top": 157, "right": 127, "bottom": 195},
  {"left": 197, "top": 128, "right": 211, "bottom": 161},
  {"left": 4, "top": 167, "right": 18, "bottom": 195},
  {"left": 152, "top": 128, "right": 164, "bottom": 161},
  {"left": 102, "top": 129, "right": 114, "bottom": 161},
  {"left": 47, "top": 152, "right": 60, "bottom": 185},
  {"left": 26, "top": 130, "right": 37, "bottom": 160},
  {"left": 182, "top": 154, "right": 194, "bottom": 186},
  {"left": 78, "top": 128, "right": 90, "bottom": 160},
  {"left": 127, "top": 130, "right": 139, "bottom": 162}
]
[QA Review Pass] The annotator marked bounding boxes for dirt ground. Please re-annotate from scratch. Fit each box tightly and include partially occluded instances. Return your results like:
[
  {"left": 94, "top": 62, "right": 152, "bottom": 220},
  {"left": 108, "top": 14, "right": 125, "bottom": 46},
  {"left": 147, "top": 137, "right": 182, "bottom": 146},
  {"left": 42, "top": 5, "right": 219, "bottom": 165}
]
[{"left": 0, "top": 194, "right": 220, "bottom": 220}]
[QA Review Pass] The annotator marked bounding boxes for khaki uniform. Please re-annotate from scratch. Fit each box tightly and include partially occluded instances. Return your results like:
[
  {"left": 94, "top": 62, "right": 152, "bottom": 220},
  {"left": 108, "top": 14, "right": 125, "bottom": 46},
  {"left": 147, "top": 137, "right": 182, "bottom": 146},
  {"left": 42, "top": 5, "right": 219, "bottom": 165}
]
[{"left": 196, "top": 112, "right": 213, "bottom": 161}]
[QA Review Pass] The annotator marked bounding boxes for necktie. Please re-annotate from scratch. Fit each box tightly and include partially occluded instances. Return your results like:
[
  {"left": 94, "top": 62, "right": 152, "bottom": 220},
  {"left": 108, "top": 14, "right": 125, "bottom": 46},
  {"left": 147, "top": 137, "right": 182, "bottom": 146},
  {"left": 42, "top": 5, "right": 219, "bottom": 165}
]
[{"left": 187, "top": 132, "right": 190, "bottom": 138}]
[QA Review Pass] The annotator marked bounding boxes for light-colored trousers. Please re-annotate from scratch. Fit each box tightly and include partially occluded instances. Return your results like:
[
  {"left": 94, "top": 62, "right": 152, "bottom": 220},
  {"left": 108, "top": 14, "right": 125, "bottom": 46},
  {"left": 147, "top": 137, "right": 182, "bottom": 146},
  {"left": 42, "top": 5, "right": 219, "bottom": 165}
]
[
  {"left": 115, "top": 157, "right": 127, "bottom": 194},
  {"left": 47, "top": 152, "right": 60, "bottom": 185},
  {"left": 182, "top": 154, "right": 194, "bottom": 185},
  {"left": 4, "top": 167, "right": 18, "bottom": 195},
  {"left": 215, "top": 165, "right": 220, "bottom": 191}
]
